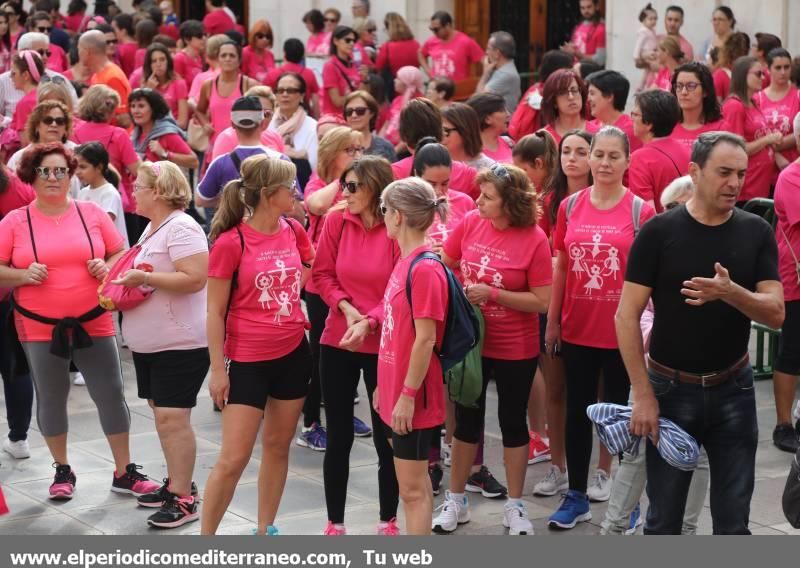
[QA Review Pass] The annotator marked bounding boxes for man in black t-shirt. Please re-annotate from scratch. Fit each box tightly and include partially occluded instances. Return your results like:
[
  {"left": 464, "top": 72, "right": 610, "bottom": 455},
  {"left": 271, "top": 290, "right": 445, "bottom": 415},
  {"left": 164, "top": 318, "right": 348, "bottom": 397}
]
[{"left": 616, "top": 132, "right": 784, "bottom": 534}]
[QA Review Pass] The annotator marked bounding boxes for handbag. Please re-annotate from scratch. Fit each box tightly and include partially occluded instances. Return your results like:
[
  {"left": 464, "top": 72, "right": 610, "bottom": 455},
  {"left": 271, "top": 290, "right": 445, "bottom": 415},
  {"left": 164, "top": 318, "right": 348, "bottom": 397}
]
[
  {"left": 98, "top": 217, "right": 175, "bottom": 311},
  {"left": 187, "top": 118, "right": 209, "bottom": 152},
  {"left": 444, "top": 304, "right": 485, "bottom": 408},
  {"left": 782, "top": 449, "right": 800, "bottom": 528}
]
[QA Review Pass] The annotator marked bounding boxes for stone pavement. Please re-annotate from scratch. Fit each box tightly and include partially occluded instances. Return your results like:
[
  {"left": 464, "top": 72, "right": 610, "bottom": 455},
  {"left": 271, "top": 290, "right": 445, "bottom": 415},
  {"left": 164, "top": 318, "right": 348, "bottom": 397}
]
[{"left": 0, "top": 344, "right": 797, "bottom": 536}]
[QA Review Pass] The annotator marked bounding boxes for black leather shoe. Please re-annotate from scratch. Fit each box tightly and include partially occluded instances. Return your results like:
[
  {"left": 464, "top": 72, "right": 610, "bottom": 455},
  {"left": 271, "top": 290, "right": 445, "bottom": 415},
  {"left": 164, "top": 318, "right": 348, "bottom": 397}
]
[{"left": 774, "top": 423, "right": 800, "bottom": 453}]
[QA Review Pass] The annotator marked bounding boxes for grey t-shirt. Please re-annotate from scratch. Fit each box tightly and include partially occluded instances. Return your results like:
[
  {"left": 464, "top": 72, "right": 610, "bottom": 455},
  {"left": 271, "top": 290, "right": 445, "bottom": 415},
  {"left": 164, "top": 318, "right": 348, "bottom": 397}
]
[{"left": 486, "top": 61, "right": 521, "bottom": 113}]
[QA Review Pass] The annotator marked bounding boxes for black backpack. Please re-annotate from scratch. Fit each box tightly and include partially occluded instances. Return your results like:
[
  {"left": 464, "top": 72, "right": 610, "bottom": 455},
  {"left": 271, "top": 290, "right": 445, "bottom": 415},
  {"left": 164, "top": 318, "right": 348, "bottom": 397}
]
[{"left": 405, "top": 252, "right": 480, "bottom": 372}]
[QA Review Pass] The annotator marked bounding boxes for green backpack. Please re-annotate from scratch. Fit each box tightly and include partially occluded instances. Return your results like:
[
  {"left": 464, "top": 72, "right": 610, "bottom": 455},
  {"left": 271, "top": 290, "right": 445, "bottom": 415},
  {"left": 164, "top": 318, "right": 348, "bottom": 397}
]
[{"left": 444, "top": 304, "right": 485, "bottom": 408}]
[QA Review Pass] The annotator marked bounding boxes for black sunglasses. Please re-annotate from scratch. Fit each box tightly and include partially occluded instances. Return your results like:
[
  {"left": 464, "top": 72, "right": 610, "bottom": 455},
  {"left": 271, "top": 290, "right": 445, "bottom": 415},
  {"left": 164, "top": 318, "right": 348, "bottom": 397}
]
[
  {"left": 42, "top": 116, "right": 67, "bottom": 126},
  {"left": 37, "top": 26, "right": 52, "bottom": 33},
  {"left": 341, "top": 180, "right": 361, "bottom": 193},
  {"left": 379, "top": 204, "right": 389, "bottom": 216},
  {"left": 442, "top": 126, "right": 458, "bottom": 136},
  {"left": 276, "top": 87, "right": 302, "bottom": 95},
  {"left": 342, "top": 37, "right": 356, "bottom": 44},
  {"left": 344, "top": 106, "right": 368, "bottom": 117},
  {"left": 324, "top": 17, "right": 339, "bottom": 22},
  {"left": 106, "top": 38, "right": 118, "bottom": 45},
  {"left": 254, "top": 33, "right": 271, "bottom": 40},
  {"left": 35, "top": 48, "right": 51, "bottom": 58}
]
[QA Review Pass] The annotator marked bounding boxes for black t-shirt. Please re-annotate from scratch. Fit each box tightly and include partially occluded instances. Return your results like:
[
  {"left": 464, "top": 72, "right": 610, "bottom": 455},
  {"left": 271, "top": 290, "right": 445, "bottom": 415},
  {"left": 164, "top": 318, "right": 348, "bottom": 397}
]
[{"left": 625, "top": 205, "right": 779, "bottom": 373}]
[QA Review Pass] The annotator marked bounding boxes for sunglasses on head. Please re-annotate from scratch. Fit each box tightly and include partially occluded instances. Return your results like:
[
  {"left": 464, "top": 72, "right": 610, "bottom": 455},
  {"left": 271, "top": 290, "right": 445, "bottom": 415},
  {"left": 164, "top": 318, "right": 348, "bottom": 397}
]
[
  {"left": 34, "top": 166, "right": 69, "bottom": 180},
  {"left": 42, "top": 116, "right": 66, "bottom": 126},
  {"left": 344, "top": 106, "right": 368, "bottom": 117},
  {"left": 40, "top": 74, "right": 66, "bottom": 85},
  {"left": 490, "top": 163, "right": 510, "bottom": 179}
]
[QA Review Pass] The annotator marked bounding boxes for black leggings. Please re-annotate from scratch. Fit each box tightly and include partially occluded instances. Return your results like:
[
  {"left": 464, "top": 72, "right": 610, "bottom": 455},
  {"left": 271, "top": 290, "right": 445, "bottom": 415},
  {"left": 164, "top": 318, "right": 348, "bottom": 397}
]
[
  {"left": 320, "top": 345, "right": 398, "bottom": 524},
  {"left": 561, "top": 341, "right": 630, "bottom": 493},
  {"left": 455, "top": 356, "right": 537, "bottom": 449},
  {"left": 303, "top": 292, "right": 328, "bottom": 427}
]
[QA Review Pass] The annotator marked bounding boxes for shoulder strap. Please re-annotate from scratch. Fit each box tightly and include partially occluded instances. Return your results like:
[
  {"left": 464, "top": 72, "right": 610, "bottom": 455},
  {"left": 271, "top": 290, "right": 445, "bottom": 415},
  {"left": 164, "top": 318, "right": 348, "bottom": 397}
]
[
  {"left": 405, "top": 251, "right": 442, "bottom": 328},
  {"left": 73, "top": 202, "right": 95, "bottom": 259},
  {"left": 284, "top": 217, "right": 312, "bottom": 268},
  {"left": 649, "top": 145, "right": 682, "bottom": 176},
  {"left": 239, "top": 74, "right": 244, "bottom": 94},
  {"left": 632, "top": 195, "right": 644, "bottom": 237},
  {"left": 229, "top": 150, "right": 242, "bottom": 173},
  {"left": 25, "top": 206, "right": 38, "bottom": 263},
  {"left": 565, "top": 191, "right": 581, "bottom": 223},
  {"left": 223, "top": 225, "right": 245, "bottom": 326},
  {"left": 334, "top": 59, "right": 356, "bottom": 92}
]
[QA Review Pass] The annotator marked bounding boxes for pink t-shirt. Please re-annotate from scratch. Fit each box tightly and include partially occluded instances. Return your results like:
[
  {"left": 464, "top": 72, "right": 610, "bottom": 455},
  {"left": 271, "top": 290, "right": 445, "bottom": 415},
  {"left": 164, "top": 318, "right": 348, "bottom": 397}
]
[
  {"left": 375, "top": 39, "right": 421, "bottom": 76},
  {"left": 426, "top": 190, "right": 477, "bottom": 248},
  {"left": 571, "top": 21, "right": 606, "bottom": 57},
  {"left": 652, "top": 66, "right": 673, "bottom": 91},
  {"left": 587, "top": 113, "right": 642, "bottom": 153},
  {"left": 189, "top": 69, "right": 218, "bottom": 102},
  {"left": 628, "top": 137, "right": 691, "bottom": 212},
  {"left": 713, "top": 68, "right": 731, "bottom": 101},
  {"left": 10, "top": 90, "right": 37, "bottom": 134},
  {"left": 174, "top": 50, "right": 204, "bottom": 89},
  {"left": 321, "top": 57, "right": 361, "bottom": 116},
  {"left": 392, "top": 157, "right": 479, "bottom": 200},
  {"left": 134, "top": 48, "right": 146, "bottom": 70},
  {"left": 136, "top": 132, "right": 193, "bottom": 163},
  {"left": 0, "top": 173, "right": 34, "bottom": 216},
  {"left": 377, "top": 245, "right": 447, "bottom": 429},
  {"left": 0, "top": 201, "right": 125, "bottom": 341},
  {"left": 117, "top": 42, "right": 139, "bottom": 77},
  {"left": 754, "top": 87, "right": 800, "bottom": 163},
  {"left": 722, "top": 96, "right": 776, "bottom": 201},
  {"left": 553, "top": 189, "right": 655, "bottom": 349},
  {"left": 420, "top": 31, "right": 484, "bottom": 82},
  {"left": 774, "top": 162, "right": 800, "bottom": 301},
  {"left": 203, "top": 9, "right": 236, "bottom": 36},
  {"left": 312, "top": 209, "right": 400, "bottom": 354},
  {"left": 242, "top": 46, "right": 275, "bottom": 84},
  {"left": 207, "top": 218, "right": 315, "bottom": 362},
  {"left": 122, "top": 212, "right": 209, "bottom": 353},
  {"left": 443, "top": 209, "right": 553, "bottom": 360},
  {"left": 482, "top": 136, "right": 514, "bottom": 164},
  {"left": 46, "top": 44, "right": 69, "bottom": 73},
  {"left": 211, "top": 127, "right": 286, "bottom": 161},
  {"left": 307, "top": 32, "right": 331, "bottom": 57},
  {"left": 668, "top": 119, "right": 726, "bottom": 154}
]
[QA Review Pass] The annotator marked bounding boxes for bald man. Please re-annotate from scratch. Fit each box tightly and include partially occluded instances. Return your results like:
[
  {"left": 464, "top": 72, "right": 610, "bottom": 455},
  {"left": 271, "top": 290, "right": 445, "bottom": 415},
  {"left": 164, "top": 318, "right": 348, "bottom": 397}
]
[{"left": 80, "top": 30, "right": 132, "bottom": 128}]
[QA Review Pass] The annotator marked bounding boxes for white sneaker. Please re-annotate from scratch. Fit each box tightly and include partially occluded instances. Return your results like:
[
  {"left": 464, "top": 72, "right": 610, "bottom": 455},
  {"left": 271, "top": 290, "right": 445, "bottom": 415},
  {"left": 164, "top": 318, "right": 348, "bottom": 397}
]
[
  {"left": 72, "top": 372, "right": 86, "bottom": 386},
  {"left": 442, "top": 442, "right": 452, "bottom": 467},
  {"left": 587, "top": 469, "right": 611, "bottom": 502},
  {"left": 533, "top": 465, "right": 568, "bottom": 496},
  {"left": 432, "top": 491, "right": 470, "bottom": 533},
  {"left": 3, "top": 437, "right": 31, "bottom": 459},
  {"left": 503, "top": 500, "right": 534, "bottom": 535}
]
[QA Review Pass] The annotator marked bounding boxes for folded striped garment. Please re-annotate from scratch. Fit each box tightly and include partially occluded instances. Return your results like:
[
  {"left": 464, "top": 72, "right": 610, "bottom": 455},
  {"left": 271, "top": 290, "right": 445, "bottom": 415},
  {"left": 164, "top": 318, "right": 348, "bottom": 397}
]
[{"left": 587, "top": 403, "right": 701, "bottom": 471}]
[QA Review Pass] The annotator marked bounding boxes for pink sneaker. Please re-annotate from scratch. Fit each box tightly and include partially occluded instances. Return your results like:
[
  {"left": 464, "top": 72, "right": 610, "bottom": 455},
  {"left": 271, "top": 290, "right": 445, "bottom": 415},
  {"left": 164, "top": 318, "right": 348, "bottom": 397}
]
[
  {"left": 111, "top": 463, "right": 160, "bottom": 496},
  {"left": 377, "top": 518, "right": 400, "bottom": 536},
  {"left": 528, "top": 431, "right": 551, "bottom": 465},
  {"left": 49, "top": 463, "right": 76, "bottom": 500},
  {"left": 324, "top": 521, "right": 347, "bottom": 535}
]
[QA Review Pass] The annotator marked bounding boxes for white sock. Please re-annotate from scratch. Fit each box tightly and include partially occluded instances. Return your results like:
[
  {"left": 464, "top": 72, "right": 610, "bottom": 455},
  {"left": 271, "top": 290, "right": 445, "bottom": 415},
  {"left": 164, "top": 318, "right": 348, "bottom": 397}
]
[{"left": 450, "top": 492, "right": 465, "bottom": 503}]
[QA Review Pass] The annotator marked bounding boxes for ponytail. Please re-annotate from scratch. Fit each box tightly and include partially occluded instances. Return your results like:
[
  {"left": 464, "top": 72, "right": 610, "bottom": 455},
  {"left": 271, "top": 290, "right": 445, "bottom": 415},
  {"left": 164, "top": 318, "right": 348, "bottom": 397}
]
[
  {"left": 512, "top": 129, "right": 558, "bottom": 192},
  {"left": 209, "top": 179, "right": 247, "bottom": 242},
  {"left": 103, "top": 165, "right": 120, "bottom": 188},
  {"left": 432, "top": 195, "right": 448, "bottom": 225}
]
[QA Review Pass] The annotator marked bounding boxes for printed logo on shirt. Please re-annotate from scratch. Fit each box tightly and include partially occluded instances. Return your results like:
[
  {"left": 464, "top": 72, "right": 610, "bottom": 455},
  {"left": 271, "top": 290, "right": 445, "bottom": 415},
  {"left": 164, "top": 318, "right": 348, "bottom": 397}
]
[
  {"left": 431, "top": 51, "right": 456, "bottom": 79},
  {"left": 765, "top": 109, "right": 791, "bottom": 135},
  {"left": 459, "top": 244, "right": 507, "bottom": 320},
  {"left": 568, "top": 228, "right": 623, "bottom": 300},
  {"left": 379, "top": 274, "right": 399, "bottom": 362},
  {"left": 427, "top": 220, "right": 450, "bottom": 247},
  {"left": 253, "top": 252, "right": 302, "bottom": 323}
]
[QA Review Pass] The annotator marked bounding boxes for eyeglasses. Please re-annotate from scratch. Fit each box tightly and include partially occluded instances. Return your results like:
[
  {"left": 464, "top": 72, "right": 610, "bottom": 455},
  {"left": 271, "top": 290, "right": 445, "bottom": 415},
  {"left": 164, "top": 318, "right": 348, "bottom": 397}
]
[
  {"left": 37, "top": 26, "right": 52, "bottom": 33},
  {"left": 344, "top": 106, "right": 369, "bottom": 117},
  {"left": 263, "top": 109, "right": 274, "bottom": 118},
  {"left": 630, "top": 110, "right": 641, "bottom": 120},
  {"left": 276, "top": 87, "right": 302, "bottom": 95},
  {"left": 560, "top": 87, "right": 581, "bottom": 97},
  {"left": 344, "top": 146, "right": 365, "bottom": 156},
  {"left": 35, "top": 48, "right": 51, "bottom": 58},
  {"left": 665, "top": 201, "right": 680, "bottom": 210},
  {"left": 442, "top": 126, "right": 458, "bottom": 137},
  {"left": 341, "top": 180, "right": 361, "bottom": 193},
  {"left": 674, "top": 81, "right": 700, "bottom": 92},
  {"left": 34, "top": 166, "right": 69, "bottom": 180},
  {"left": 41, "top": 116, "right": 67, "bottom": 126},
  {"left": 379, "top": 203, "right": 390, "bottom": 216},
  {"left": 490, "top": 163, "right": 510, "bottom": 179}
]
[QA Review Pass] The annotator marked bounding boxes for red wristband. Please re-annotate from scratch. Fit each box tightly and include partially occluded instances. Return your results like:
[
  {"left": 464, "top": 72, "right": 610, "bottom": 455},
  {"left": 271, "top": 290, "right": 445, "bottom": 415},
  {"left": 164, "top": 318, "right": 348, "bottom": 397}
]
[
  {"left": 489, "top": 287, "right": 500, "bottom": 302},
  {"left": 401, "top": 385, "right": 418, "bottom": 398}
]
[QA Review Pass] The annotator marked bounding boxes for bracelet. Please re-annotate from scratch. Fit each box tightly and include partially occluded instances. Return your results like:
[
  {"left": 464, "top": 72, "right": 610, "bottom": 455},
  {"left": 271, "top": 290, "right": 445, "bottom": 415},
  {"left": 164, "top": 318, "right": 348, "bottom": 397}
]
[
  {"left": 489, "top": 287, "right": 500, "bottom": 302},
  {"left": 401, "top": 385, "right": 418, "bottom": 398}
]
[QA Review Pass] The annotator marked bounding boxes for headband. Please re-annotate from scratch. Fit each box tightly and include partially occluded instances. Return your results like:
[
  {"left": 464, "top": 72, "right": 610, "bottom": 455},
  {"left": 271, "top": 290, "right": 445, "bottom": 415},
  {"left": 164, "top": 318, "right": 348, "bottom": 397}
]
[
  {"left": 151, "top": 162, "right": 161, "bottom": 176},
  {"left": 21, "top": 51, "right": 42, "bottom": 83}
]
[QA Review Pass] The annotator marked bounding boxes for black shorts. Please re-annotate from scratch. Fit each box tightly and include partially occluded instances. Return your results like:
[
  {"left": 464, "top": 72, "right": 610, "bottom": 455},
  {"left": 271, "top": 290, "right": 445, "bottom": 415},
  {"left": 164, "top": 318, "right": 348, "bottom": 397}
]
[
  {"left": 380, "top": 421, "right": 439, "bottom": 461},
  {"left": 134, "top": 348, "right": 210, "bottom": 408},
  {"left": 776, "top": 300, "right": 800, "bottom": 375},
  {"left": 539, "top": 312, "right": 547, "bottom": 354},
  {"left": 226, "top": 337, "right": 311, "bottom": 409}
]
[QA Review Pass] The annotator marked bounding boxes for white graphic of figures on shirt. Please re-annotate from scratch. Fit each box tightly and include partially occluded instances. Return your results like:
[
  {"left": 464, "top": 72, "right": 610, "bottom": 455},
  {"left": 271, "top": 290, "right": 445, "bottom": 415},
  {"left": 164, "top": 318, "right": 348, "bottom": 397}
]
[
  {"left": 427, "top": 222, "right": 449, "bottom": 247},
  {"left": 254, "top": 259, "right": 302, "bottom": 322},
  {"left": 460, "top": 254, "right": 505, "bottom": 288},
  {"left": 431, "top": 53, "right": 456, "bottom": 79},
  {"left": 766, "top": 109, "right": 791, "bottom": 134},
  {"left": 568, "top": 231, "right": 622, "bottom": 295},
  {"left": 380, "top": 303, "right": 394, "bottom": 349}
]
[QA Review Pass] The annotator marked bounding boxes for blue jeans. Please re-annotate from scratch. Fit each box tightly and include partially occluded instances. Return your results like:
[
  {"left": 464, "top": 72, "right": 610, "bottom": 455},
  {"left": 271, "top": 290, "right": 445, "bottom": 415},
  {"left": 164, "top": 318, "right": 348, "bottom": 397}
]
[
  {"left": 644, "top": 364, "right": 758, "bottom": 535},
  {"left": 0, "top": 300, "right": 33, "bottom": 441}
]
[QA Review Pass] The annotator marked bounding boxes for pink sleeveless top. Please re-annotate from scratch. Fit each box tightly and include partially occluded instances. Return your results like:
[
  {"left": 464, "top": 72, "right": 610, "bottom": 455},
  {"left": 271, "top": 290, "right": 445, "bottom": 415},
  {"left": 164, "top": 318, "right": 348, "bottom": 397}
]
[{"left": 208, "top": 74, "right": 244, "bottom": 147}]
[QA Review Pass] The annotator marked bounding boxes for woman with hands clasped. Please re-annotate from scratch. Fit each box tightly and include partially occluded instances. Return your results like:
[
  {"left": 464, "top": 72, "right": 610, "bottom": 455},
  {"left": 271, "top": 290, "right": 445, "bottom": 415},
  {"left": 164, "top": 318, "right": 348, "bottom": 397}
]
[
  {"left": 201, "top": 155, "right": 313, "bottom": 537},
  {"left": 339, "top": 177, "right": 450, "bottom": 535},
  {"left": 0, "top": 142, "right": 160, "bottom": 502}
]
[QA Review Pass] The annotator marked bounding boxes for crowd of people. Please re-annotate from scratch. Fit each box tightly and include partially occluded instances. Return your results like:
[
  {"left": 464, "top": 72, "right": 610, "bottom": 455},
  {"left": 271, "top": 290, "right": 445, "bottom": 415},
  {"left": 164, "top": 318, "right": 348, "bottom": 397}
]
[{"left": 0, "top": 0, "right": 797, "bottom": 537}]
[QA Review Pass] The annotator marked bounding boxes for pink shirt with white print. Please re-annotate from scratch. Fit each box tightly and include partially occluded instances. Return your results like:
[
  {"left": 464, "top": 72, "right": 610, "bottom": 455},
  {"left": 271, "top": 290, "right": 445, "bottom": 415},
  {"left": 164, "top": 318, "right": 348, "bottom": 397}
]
[{"left": 426, "top": 190, "right": 476, "bottom": 249}]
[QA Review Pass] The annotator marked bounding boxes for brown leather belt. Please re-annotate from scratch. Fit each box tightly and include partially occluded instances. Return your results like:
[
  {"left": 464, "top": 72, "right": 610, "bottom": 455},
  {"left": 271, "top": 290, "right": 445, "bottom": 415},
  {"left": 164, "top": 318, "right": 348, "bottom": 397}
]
[{"left": 646, "top": 353, "right": 750, "bottom": 388}]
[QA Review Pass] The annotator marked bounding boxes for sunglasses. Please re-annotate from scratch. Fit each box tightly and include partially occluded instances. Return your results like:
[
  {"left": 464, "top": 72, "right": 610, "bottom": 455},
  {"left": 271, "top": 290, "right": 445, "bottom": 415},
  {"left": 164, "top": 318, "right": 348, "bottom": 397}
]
[
  {"left": 40, "top": 75, "right": 66, "bottom": 85},
  {"left": 344, "top": 146, "right": 365, "bottom": 156},
  {"left": 366, "top": 28, "right": 376, "bottom": 33},
  {"left": 133, "top": 184, "right": 153, "bottom": 193},
  {"left": 34, "top": 166, "right": 69, "bottom": 180},
  {"left": 379, "top": 204, "right": 389, "bottom": 216},
  {"left": 750, "top": 70, "right": 764, "bottom": 78},
  {"left": 37, "top": 26, "right": 52, "bottom": 33},
  {"left": 341, "top": 180, "right": 361, "bottom": 193},
  {"left": 325, "top": 17, "right": 339, "bottom": 23},
  {"left": 442, "top": 126, "right": 458, "bottom": 136},
  {"left": 41, "top": 116, "right": 67, "bottom": 126},
  {"left": 342, "top": 37, "right": 356, "bottom": 44},
  {"left": 490, "top": 163, "right": 510, "bottom": 179},
  {"left": 344, "top": 106, "right": 369, "bottom": 117},
  {"left": 35, "top": 48, "right": 51, "bottom": 58},
  {"left": 275, "top": 87, "right": 302, "bottom": 95},
  {"left": 263, "top": 109, "right": 274, "bottom": 118}
]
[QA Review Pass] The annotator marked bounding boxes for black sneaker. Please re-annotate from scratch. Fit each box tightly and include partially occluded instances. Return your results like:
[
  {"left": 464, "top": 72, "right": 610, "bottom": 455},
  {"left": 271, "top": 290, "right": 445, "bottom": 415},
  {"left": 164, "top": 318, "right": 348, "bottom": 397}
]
[
  {"left": 137, "top": 478, "right": 199, "bottom": 508},
  {"left": 465, "top": 465, "right": 507, "bottom": 499},
  {"left": 795, "top": 419, "right": 800, "bottom": 435},
  {"left": 773, "top": 423, "right": 800, "bottom": 453},
  {"left": 429, "top": 464, "right": 444, "bottom": 496},
  {"left": 147, "top": 493, "right": 199, "bottom": 529}
]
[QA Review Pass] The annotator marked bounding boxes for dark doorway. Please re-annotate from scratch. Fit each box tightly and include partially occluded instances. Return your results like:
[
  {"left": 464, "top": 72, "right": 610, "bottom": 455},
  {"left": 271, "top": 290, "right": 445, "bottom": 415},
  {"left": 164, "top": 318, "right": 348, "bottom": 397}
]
[{"left": 491, "top": 0, "right": 531, "bottom": 79}]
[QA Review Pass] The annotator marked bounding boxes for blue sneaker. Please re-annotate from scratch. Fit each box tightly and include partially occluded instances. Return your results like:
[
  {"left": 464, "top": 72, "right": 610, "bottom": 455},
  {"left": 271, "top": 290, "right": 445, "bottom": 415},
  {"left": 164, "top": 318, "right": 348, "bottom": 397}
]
[
  {"left": 252, "top": 525, "right": 279, "bottom": 535},
  {"left": 353, "top": 416, "right": 372, "bottom": 437},
  {"left": 295, "top": 423, "right": 327, "bottom": 451},
  {"left": 548, "top": 489, "right": 592, "bottom": 530},
  {"left": 625, "top": 503, "right": 643, "bottom": 535}
]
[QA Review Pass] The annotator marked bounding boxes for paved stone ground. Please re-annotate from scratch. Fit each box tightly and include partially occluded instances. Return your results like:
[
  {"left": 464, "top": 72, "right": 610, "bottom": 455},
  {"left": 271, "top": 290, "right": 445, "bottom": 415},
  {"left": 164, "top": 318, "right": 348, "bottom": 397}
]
[{"left": 0, "top": 343, "right": 797, "bottom": 536}]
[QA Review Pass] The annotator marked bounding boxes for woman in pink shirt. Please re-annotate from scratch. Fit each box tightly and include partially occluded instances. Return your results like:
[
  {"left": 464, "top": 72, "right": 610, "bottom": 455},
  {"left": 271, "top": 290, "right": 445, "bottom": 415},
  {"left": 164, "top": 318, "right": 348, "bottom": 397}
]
[
  {"left": 137, "top": 43, "right": 189, "bottom": 130},
  {"left": 242, "top": 20, "right": 276, "bottom": 84},
  {"left": 722, "top": 56, "right": 782, "bottom": 203},
  {"left": 668, "top": 62, "right": 725, "bottom": 153},
  {"left": 321, "top": 26, "right": 362, "bottom": 117},
  {"left": 341, "top": 177, "right": 450, "bottom": 535},
  {"left": 202, "top": 156, "right": 313, "bottom": 536},
  {"left": 302, "top": 10, "right": 329, "bottom": 57},
  {"left": 651, "top": 37, "right": 684, "bottom": 92},
  {"left": 435, "top": 164, "right": 552, "bottom": 536},
  {"left": 312, "top": 156, "right": 401, "bottom": 536},
  {"left": 0, "top": 143, "right": 159, "bottom": 503},
  {"left": 546, "top": 127, "right": 655, "bottom": 529},
  {"left": 299, "top": 126, "right": 364, "bottom": 451},
  {"left": 754, "top": 48, "right": 800, "bottom": 166},
  {"left": 540, "top": 69, "right": 589, "bottom": 146},
  {"left": 379, "top": 65, "right": 423, "bottom": 148},
  {"left": 0, "top": 12, "right": 11, "bottom": 74},
  {"left": 712, "top": 32, "right": 749, "bottom": 103},
  {"left": 442, "top": 103, "right": 496, "bottom": 170},
  {"left": 586, "top": 70, "right": 641, "bottom": 153},
  {"left": 110, "top": 161, "right": 209, "bottom": 529},
  {"left": 375, "top": 13, "right": 420, "bottom": 79},
  {"left": 130, "top": 88, "right": 198, "bottom": 169},
  {"left": 467, "top": 92, "right": 513, "bottom": 164},
  {"left": 8, "top": 51, "right": 45, "bottom": 145}
]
